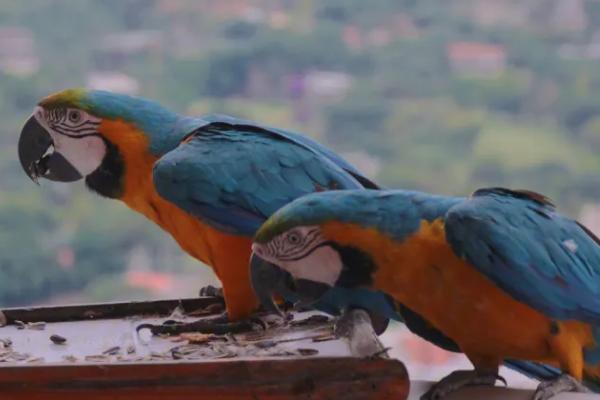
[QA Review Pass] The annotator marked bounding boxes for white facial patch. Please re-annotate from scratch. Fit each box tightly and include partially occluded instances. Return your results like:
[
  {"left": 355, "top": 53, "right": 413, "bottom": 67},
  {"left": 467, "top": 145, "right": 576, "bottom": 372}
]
[
  {"left": 279, "top": 245, "right": 343, "bottom": 286},
  {"left": 252, "top": 226, "right": 344, "bottom": 287},
  {"left": 51, "top": 134, "right": 106, "bottom": 176},
  {"left": 34, "top": 106, "right": 106, "bottom": 176}
]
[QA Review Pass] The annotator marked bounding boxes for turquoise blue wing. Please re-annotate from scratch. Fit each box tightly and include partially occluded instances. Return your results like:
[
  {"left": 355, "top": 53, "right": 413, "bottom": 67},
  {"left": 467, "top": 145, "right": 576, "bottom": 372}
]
[
  {"left": 444, "top": 188, "right": 600, "bottom": 323},
  {"left": 152, "top": 121, "right": 368, "bottom": 235},
  {"left": 200, "top": 114, "right": 380, "bottom": 189}
]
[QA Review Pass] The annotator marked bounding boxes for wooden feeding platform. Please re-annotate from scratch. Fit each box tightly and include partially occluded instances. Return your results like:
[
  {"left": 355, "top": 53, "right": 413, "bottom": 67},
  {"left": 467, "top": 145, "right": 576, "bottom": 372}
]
[{"left": 0, "top": 297, "right": 409, "bottom": 399}]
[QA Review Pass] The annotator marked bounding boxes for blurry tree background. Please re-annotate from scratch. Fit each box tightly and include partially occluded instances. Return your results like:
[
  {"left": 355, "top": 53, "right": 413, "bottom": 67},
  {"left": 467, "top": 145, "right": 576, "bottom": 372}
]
[{"left": 0, "top": 0, "right": 599, "bottom": 307}]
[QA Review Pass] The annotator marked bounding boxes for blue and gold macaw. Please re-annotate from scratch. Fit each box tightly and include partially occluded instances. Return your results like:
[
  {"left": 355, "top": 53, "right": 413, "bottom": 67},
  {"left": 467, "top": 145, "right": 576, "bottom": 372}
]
[
  {"left": 18, "top": 90, "right": 555, "bottom": 385},
  {"left": 251, "top": 188, "right": 600, "bottom": 399},
  {"left": 17, "top": 88, "right": 399, "bottom": 333}
]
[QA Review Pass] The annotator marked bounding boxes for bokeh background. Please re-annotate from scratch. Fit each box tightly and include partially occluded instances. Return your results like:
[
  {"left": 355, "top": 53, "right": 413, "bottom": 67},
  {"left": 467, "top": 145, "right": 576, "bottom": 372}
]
[{"left": 0, "top": 0, "right": 599, "bottom": 386}]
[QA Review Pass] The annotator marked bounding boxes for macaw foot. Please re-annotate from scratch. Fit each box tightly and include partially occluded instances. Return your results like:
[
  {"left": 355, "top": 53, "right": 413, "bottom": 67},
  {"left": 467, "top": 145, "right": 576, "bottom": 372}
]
[
  {"left": 421, "top": 369, "right": 506, "bottom": 400},
  {"left": 532, "top": 374, "right": 590, "bottom": 400},
  {"left": 198, "top": 284, "right": 224, "bottom": 298},
  {"left": 136, "top": 312, "right": 270, "bottom": 336}
]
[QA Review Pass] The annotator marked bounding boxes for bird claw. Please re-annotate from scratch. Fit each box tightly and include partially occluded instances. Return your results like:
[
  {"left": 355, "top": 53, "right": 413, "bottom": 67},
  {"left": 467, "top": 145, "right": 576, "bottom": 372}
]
[
  {"left": 136, "top": 312, "right": 275, "bottom": 336},
  {"left": 136, "top": 319, "right": 252, "bottom": 335},
  {"left": 421, "top": 369, "right": 506, "bottom": 400},
  {"left": 532, "top": 374, "right": 590, "bottom": 400}
]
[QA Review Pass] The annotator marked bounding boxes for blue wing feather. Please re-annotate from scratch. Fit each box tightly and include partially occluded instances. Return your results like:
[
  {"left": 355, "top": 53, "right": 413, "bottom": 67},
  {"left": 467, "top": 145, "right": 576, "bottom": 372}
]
[
  {"left": 153, "top": 120, "right": 367, "bottom": 235},
  {"left": 445, "top": 188, "right": 600, "bottom": 324},
  {"left": 200, "top": 114, "right": 380, "bottom": 189}
]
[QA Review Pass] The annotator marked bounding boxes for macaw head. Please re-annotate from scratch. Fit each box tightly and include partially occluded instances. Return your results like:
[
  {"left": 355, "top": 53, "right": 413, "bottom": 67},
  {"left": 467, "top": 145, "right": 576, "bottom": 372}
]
[
  {"left": 18, "top": 88, "right": 200, "bottom": 198},
  {"left": 250, "top": 190, "right": 379, "bottom": 313}
]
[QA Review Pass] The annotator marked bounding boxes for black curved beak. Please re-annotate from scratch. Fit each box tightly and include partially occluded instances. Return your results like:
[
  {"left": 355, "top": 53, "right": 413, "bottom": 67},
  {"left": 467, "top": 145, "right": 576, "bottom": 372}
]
[
  {"left": 18, "top": 116, "right": 82, "bottom": 183},
  {"left": 249, "top": 253, "right": 287, "bottom": 315},
  {"left": 249, "top": 252, "right": 332, "bottom": 314}
]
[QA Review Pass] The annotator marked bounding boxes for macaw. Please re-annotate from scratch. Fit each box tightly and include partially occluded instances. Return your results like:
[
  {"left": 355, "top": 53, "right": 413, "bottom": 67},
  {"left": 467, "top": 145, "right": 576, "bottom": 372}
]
[
  {"left": 250, "top": 187, "right": 600, "bottom": 399},
  {"left": 17, "top": 88, "right": 404, "bottom": 334},
  {"left": 18, "top": 90, "right": 556, "bottom": 385}
]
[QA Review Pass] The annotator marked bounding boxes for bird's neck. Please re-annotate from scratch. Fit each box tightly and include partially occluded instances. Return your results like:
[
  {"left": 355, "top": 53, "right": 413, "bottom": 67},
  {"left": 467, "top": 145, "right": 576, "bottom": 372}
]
[
  {"left": 90, "top": 118, "right": 220, "bottom": 265},
  {"left": 93, "top": 119, "right": 174, "bottom": 214},
  {"left": 321, "top": 218, "right": 451, "bottom": 295}
]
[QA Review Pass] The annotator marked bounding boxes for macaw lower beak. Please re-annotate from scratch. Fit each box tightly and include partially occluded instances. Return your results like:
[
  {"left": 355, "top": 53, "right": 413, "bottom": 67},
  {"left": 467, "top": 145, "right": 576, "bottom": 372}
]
[
  {"left": 18, "top": 116, "right": 82, "bottom": 183},
  {"left": 293, "top": 279, "right": 332, "bottom": 309},
  {"left": 249, "top": 252, "right": 331, "bottom": 313},
  {"left": 249, "top": 253, "right": 288, "bottom": 315}
]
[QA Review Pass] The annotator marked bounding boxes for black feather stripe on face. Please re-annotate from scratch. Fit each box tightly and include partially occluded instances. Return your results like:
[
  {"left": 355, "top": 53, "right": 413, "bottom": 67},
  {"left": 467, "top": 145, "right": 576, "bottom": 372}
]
[
  {"left": 330, "top": 243, "right": 376, "bottom": 288},
  {"left": 84, "top": 138, "right": 125, "bottom": 199},
  {"left": 45, "top": 107, "right": 101, "bottom": 138}
]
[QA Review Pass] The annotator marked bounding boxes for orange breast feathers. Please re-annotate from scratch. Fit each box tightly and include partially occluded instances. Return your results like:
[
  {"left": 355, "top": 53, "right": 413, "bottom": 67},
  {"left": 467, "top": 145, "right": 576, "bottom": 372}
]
[
  {"left": 97, "top": 119, "right": 258, "bottom": 319},
  {"left": 321, "top": 219, "right": 594, "bottom": 372}
]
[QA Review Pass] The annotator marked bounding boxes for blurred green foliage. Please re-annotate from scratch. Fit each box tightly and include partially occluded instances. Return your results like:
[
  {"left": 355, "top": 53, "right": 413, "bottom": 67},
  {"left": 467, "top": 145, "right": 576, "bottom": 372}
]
[{"left": 0, "top": 0, "right": 599, "bottom": 305}]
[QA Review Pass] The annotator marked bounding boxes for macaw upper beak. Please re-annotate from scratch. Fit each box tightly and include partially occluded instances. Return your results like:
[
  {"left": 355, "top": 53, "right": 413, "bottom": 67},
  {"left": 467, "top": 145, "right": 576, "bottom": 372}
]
[
  {"left": 249, "top": 252, "right": 332, "bottom": 313},
  {"left": 18, "top": 115, "right": 83, "bottom": 183}
]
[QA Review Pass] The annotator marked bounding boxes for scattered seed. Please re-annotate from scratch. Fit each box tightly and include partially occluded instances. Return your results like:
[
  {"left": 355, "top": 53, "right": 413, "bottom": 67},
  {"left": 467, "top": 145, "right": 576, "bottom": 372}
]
[
  {"left": 297, "top": 348, "right": 319, "bottom": 356},
  {"left": 102, "top": 346, "right": 121, "bottom": 355},
  {"left": 10, "top": 352, "right": 30, "bottom": 361},
  {"left": 85, "top": 355, "right": 109, "bottom": 362},
  {"left": 180, "top": 333, "right": 213, "bottom": 344},
  {"left": 149, "top": 351, "right": 172, "bottom": 360},
  {"left": 62, "top": 355, "right": 78, "bottom": 363},
  {"left": 214, "top": 351, "right": 237, "bottom": 359},
  {"left": 312, "top": 333, "right": 337, "bottom": 342},
  {"left": 50, "top": 334, "right": 67, "bottom": 345},
  {"left": 169, "top": 345, "right": 197, "bottom": 356},
  {"left": 270, "top": 350, "right": 296, "bottom": 357},
  {"left": 13, "top": 320, "right": 46, "bottom": 330},
  {"left": 28, "top": 322, "right": 46, "bottom": 331},
  {"left": 254, "top": 340, "right": 277, "bottom": 349},
  {"left": 169, "top": 335, "right": 186, "bottom": 343},
  {"left": 290, "top": 315, "right": 331, "bottom": 327}
]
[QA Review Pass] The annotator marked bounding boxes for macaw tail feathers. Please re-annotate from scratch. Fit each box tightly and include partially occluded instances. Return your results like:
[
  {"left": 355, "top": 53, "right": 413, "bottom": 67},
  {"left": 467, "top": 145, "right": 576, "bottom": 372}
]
[{"left": 504, "top": 360, "right": 560, "bottom": 382}]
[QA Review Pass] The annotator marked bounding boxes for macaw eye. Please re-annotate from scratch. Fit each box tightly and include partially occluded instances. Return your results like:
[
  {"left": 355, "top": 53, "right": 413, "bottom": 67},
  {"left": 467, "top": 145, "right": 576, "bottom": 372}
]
[
  {"left": 67, "top": 110, "right": 82, "bottom": 123},
  {"left": 286, "top": 231, "right": 302, "bottom": 245}
]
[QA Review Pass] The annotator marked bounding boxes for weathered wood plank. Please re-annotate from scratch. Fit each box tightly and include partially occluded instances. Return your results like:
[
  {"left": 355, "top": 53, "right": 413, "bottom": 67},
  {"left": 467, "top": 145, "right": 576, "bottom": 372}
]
[
  {"left": 0, "top": 358, "right": 409, "bottom": 400},
  {"left": 0, "top": 297, "right": 223, "bottom": 324}
]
